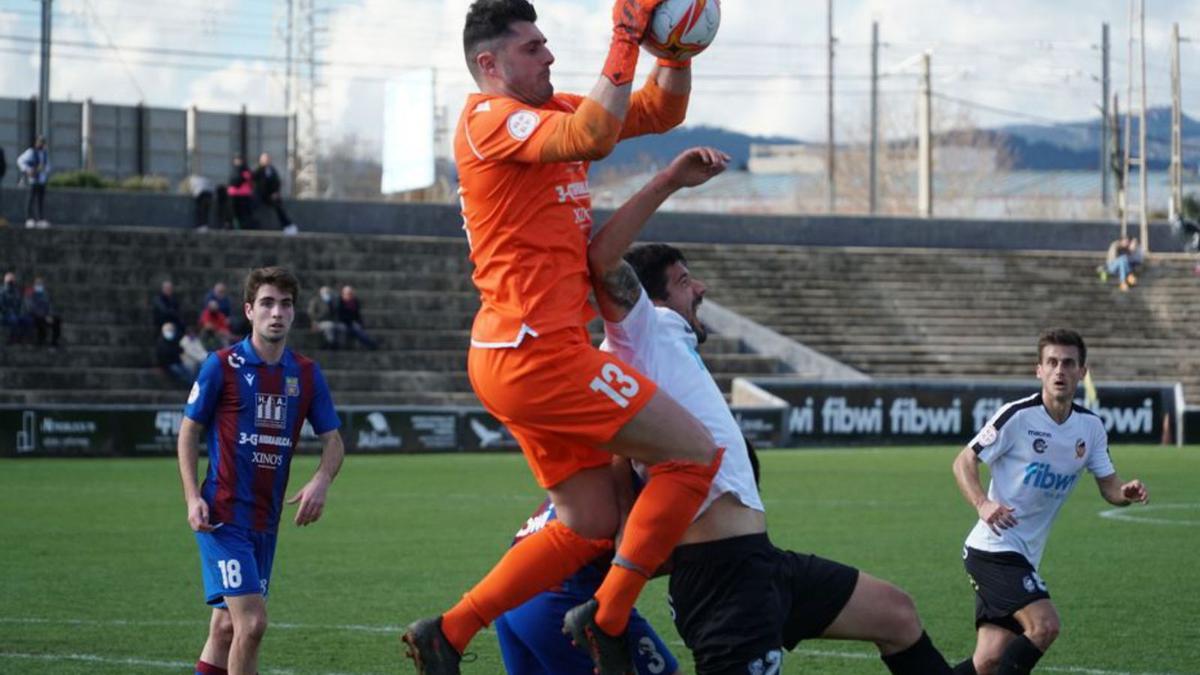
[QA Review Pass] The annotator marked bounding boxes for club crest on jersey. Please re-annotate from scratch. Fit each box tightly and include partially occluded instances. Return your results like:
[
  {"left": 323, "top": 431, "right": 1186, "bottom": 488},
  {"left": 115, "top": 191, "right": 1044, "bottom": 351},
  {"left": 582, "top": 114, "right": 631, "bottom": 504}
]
[
  {"left": 1032, "top": 438, "right": 1047, "bottom": 454},
  {"left": 1075, "top": 438, "right": 1086, "bottom": 458},
  {"left": 976, "top": 425, "right": 998, "bottom": 447},
  {"left": 506, "top": 110, "right": 539, "bottom": 141},
  {"left": 286, "top": 377, "right": 299, "bottom": 398},
  {"left": 256, "top": 394, "right": 287, "bottom": 430}
]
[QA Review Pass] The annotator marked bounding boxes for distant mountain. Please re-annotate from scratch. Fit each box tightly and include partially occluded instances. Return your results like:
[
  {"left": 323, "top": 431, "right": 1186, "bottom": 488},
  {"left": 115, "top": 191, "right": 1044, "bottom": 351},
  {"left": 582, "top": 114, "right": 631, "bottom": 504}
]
[
  {"left": 995, "top": 107, "right": 1199, "bottom": 171},
  {"left": 587, "top": 107, "right": 1197, "bottom": 174},
  {"left": 590, "top": 125, "right": 801, "bottom": 176}
]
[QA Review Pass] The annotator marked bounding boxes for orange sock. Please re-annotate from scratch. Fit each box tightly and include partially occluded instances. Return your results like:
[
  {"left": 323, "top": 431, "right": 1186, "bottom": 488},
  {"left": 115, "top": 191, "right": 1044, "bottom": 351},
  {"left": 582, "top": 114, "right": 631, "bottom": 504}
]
[
  {"left": 593, "top": 448, "right": 724, "bottom": 635},
  {"left": 440, "top": 519, "right": 611, "bottom": 654}
]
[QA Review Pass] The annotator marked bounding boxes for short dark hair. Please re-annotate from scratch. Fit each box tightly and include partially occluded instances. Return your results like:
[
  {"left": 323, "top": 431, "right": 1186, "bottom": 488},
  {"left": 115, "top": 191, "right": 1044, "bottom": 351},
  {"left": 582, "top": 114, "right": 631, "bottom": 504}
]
[
  {"left": 463, "top": 0, "right": 537, "bottom": 76},
  {"left": 623, "top": 243, "right": 688, "bottom": 301},
  {"left": 1037, "top": 328, "right": 1086, "bottom": 365},
  {"left": 244, "top": 267, "right": 299, "bottom": 306}
]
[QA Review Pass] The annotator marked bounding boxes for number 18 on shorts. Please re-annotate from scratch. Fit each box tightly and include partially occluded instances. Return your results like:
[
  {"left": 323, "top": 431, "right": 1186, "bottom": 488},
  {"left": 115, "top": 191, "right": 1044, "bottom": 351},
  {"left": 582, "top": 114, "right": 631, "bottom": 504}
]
[{"left": 195, "top": 523, "right": 278, "bottom": 607}]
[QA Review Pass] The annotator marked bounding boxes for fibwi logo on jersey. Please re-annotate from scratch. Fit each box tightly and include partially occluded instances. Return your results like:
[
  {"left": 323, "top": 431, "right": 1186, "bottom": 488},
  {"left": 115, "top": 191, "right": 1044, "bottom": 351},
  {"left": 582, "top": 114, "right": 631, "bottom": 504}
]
[
  {"left": 1022, "top": 462, "right": 1077, "bottom": 493},
  {"left": 256, "top": 394, "right": 287, "bottom": 430}
]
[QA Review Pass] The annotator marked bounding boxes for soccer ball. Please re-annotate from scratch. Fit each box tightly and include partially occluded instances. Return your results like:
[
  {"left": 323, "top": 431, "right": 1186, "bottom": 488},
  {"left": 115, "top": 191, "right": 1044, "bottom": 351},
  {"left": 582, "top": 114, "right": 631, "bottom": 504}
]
[{"left": 642, "top": 0, "right": 721, "bottom": 62}]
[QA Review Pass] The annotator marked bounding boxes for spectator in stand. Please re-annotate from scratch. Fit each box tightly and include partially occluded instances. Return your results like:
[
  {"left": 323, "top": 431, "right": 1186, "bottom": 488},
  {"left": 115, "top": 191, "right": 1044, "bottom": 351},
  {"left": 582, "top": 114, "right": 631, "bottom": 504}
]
[
  {"left": 204, "top": 282, "right": 232, "bottom": 319},
  {"left": 253, "top": 152, "right": 297, "bottom": 235},
  {"left": 153, "top": 279, "right": 183, "bottom": 334},
  {"left": 156, "top": 321, "right": 191, "bottom": 386},
  {"left": 179, "top": 325, "right": 209, "bottom": 376},
  {"left": 24, "top": 276, "right": 61, "bottom": 348},
  {"left": 1, "top": 271, "right": 31, "bottom": 344},
  {"left": 227, "top": 155, "right": 258, "bottom": 230},
  {"left": 1127, "top": 237, "right": 1145, "bottom": 278},
  {"left": 198, "top": 298, "right": 233, "bottom": 350},
  {"left": 205, "top": 280, "right": 250, "bottom": 337},
  {"left": 215, "top": 184, "right": 234, "bottom": 230},
  {"left": 337, "top": 285, "right": 379, "bottom": 350},
  {"left": 17, "top": 136, "right": 50, "bottom": 229},
  {"left": 188, "top": 174, "right": 215, "bottom": 231},
  {"left": 1097, "top": 236, "right": 1136, "bottom": 291},
  {"left": 308, "top": 285, "right": 343, "bottom": 349}
]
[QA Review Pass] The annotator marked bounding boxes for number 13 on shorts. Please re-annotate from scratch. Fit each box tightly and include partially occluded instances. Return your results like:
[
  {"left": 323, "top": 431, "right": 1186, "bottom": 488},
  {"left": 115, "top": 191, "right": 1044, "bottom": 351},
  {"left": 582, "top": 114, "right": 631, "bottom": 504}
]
[{"left": 590, "top": 362, "right": 640, "bottom": 408}]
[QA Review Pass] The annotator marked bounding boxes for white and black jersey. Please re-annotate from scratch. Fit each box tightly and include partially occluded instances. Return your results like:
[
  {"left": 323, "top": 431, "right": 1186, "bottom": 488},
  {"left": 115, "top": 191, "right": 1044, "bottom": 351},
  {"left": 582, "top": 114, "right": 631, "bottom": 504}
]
[
  {"left": 963, "top": 392, "right": 1115, "bottom": 569},
  {"left": 601, "top": 291, "right": 764, "bottom": 518}
]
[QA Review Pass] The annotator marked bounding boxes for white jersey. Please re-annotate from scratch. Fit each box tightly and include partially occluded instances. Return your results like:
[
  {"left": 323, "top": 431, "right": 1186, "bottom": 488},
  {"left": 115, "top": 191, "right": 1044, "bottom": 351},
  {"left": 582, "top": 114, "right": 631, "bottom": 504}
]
[
  {"left": 601, "top": 291, "right": 764, "bottom": 518},
  {"left": 963, "top": 392, "right": 1115, "bottom": 569}
]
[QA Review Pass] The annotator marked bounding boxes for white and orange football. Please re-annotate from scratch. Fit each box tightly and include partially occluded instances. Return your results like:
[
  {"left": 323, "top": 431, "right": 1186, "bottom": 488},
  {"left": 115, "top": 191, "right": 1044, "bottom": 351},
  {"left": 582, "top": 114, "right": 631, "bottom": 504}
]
[{"left": 642, "top": 0, "right": 721, "bottom": 61}]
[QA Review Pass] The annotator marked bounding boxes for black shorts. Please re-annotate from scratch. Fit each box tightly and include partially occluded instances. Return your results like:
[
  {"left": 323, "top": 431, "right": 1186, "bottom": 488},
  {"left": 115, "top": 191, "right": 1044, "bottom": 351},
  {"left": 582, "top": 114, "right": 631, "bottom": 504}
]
[
  {"left": 668, "top": 533, "right": 860, "bottom": 675},
  {"left": 962, "top": 547, "right": 1051, "bottom": 634}
]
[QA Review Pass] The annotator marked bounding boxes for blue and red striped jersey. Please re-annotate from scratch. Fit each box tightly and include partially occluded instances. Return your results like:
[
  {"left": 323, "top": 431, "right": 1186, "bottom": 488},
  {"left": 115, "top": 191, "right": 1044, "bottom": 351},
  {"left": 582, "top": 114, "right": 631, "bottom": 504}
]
[{"left": 184, "top": 337, "right": 340, "bottom": 533}]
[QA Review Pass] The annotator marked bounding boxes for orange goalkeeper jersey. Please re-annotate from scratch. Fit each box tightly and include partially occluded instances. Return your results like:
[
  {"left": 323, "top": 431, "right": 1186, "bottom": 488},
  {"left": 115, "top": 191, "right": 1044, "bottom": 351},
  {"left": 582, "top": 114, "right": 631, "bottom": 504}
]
[{"left": 454, "top": 80, "right": 687, "bottom": 348}]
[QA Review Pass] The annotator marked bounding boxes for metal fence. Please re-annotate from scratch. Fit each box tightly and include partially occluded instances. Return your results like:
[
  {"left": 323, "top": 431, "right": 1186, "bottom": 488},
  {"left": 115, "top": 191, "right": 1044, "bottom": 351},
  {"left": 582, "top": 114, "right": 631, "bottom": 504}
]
[{"left": 0, "top": 97, "right": 289, "bottom": 194}]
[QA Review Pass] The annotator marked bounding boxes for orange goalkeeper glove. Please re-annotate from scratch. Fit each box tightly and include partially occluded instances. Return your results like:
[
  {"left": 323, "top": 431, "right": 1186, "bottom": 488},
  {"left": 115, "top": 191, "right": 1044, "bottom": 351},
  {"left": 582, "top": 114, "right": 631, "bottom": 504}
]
[{"left": 604, "top": 0, "right": 663, "bottom": 86}]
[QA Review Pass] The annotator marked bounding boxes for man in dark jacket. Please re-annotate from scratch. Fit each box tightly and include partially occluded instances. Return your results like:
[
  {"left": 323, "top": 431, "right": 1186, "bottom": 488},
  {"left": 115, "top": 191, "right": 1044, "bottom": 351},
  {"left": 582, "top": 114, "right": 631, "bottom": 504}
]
[
  {"left": 253, "top": 153, "right": 297, "bottom": 235},
  {"left": 1, "top": 271, "right": 30, "bottom": 343},
  {"left": 155, "top": 321, "right": 191, "bottom": 386},
  {"left": 153, "top": 279, "right": 183, "bottom": 333},
  {"left": 337, "top": 285, "right": 378, "bottom": 350},
  {"left": 25, "top": 276, "right": 61, "bottom": 348}
]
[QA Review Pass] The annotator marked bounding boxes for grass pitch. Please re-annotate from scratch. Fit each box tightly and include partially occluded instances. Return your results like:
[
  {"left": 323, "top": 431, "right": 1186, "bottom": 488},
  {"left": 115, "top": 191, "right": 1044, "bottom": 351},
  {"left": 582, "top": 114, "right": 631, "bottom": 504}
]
[{"left": 1, "top": 445, "right": 1197, "bottom": 674}]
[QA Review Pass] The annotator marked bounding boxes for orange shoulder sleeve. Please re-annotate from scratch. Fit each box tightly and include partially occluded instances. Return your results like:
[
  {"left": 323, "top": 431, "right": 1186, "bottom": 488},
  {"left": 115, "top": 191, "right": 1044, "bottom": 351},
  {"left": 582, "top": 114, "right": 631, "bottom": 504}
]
[
  {"left": 460, "top": 96, "right": 622, "bottom": 164},
  {"left": 621, "top": 74, "right": 689, "bottom": 140}
]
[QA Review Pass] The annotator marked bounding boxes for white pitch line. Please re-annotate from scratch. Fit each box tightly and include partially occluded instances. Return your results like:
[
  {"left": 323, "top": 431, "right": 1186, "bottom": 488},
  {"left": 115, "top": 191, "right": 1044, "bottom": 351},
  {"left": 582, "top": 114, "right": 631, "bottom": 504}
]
[
  {"left": 0, "top": 650, "right": 381, "bottom": 675},
  {"left": 3, "top": 617, "right": 1190, "bottom": 675},
  {"left": 0, "top": 616, "right": 401, "bottom": 634},
  {"left": 1099, "top": 503, "right": 1200, "bottom": 526}
]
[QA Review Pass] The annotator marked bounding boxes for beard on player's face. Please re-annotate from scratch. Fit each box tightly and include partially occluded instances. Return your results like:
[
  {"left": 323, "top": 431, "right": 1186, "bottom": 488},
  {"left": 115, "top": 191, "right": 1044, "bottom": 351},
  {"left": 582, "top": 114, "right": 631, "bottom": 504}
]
[
  {"left": 500, "top": 61, "right": 553, "bottom": 106},
  {"left": 494, "top": 26, "right": 554, "bottom": 107}
]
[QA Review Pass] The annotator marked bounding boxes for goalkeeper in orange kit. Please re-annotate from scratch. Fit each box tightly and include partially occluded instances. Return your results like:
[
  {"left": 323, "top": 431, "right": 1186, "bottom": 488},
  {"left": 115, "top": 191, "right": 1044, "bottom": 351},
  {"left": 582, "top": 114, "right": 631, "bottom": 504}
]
[{"left": 400, "top": 1, "right": 726, "bottom": 674}]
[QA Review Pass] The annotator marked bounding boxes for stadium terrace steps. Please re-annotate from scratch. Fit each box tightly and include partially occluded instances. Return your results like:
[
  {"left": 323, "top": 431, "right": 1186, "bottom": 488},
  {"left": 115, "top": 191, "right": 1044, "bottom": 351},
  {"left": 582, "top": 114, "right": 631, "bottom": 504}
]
[
  {"left": 0, "top": 226, "right": 783, "bottom": 406},
  {"left": 682, "top": 244, "right": 1199, "bottom": 400},
  {"left": 4, "top": 225, "right": 1194, "bottom": 406}
]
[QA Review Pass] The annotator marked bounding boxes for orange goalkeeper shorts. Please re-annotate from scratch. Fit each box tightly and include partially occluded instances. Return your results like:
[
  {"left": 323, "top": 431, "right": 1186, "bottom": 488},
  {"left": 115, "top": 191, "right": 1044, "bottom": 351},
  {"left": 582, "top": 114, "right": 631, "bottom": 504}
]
[{"left": 468, "top": 326, "right": 657, "bottom": 488}]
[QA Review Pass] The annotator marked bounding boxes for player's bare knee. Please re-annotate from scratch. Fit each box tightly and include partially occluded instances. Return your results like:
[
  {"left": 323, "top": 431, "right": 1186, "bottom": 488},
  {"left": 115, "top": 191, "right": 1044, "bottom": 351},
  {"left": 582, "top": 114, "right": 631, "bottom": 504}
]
[
  {"left": 241, "top": 615, "right": 268, "bottom": 644},
  {"left": 233, "top": 608, "right": 269, "bottom": 643},
  {"left": 888, "top": 586, "right": 921, "bottom": 633},
  {"left": 975, "top": 654, "right": 1001, "bottom": 675},
  {"left": 1026, "top": 619, "right": 1059, "bottom": 650},
  {"left": 877, "top": 585, "right": 922, "bottom": 650},
  {"left": 210, "top": 610, "right": 235, "bottom": 646}
]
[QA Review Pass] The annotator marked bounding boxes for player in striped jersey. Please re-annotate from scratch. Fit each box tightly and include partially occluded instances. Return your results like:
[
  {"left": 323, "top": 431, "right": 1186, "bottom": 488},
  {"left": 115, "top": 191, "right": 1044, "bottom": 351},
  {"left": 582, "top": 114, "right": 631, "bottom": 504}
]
[
  {"left": 951, "top": 329, "right": 1148, "bottom": 675},
  {"left": 177, "top": 267, "right": 344, "bottom": 675}
]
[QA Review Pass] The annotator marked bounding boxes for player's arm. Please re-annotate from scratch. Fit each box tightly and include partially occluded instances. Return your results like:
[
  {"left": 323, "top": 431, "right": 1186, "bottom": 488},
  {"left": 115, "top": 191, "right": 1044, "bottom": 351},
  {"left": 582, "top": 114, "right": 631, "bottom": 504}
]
[
  {"left": 952, "top": 445, "right": 1017, "bottom": 535},
  {"left": 1094, "top": 473, "right": 1148, "bottom": 506},
  {"left": 620, "top": 62, "right": 691, "bottom": 140},
  {"left": 589, "top": 146, "right": 729, "bottom": 322},
  {"left": 532, "top": 0, "right": 666, "bottom": 163},
  {"left": 287, "top": 429, "right": 344, "bottom": 527},
  {"left": 177, "top": 416, "right": 215, "bottom": 533}
]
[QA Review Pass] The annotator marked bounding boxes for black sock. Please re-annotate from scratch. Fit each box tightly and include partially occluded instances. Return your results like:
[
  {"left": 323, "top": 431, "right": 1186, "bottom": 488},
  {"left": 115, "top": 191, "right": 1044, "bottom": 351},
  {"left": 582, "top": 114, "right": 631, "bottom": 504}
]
[
  {"left": 997, "top": 635, "right": 1044, "bottom": 674},
  {"left": 881, "top": 631, "right": 953, "bottom": 675},
  {"left": 953, "top": 657, "right": 978, "bottom": 675}
]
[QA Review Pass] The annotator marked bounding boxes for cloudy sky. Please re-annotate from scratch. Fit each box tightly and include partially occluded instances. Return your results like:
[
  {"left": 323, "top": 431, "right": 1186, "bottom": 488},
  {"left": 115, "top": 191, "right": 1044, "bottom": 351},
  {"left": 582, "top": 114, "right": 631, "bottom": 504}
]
[{"left": 0, "top": 0, "right": 1196, "bottom": 155}]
